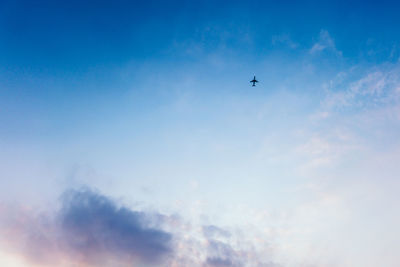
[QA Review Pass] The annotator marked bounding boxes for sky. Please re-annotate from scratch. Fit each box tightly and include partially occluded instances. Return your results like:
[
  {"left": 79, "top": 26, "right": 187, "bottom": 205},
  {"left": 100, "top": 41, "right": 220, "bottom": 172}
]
[{"left": 1, "top": 0, "right": 400, "bottom": 266}]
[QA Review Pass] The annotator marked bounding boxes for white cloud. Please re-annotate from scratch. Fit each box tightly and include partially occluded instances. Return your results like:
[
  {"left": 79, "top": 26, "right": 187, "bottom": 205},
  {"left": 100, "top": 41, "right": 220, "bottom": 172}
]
[
  {"left": 310, "top": 30, "right": 342, "bottom": 56},
  {"left": 322, "top": 63, "right": 400, "bottom": 110}
]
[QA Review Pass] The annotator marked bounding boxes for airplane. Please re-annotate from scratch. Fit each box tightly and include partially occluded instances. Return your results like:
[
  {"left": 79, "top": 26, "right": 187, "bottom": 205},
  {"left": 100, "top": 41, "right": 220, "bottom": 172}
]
[{"left": 250, "top": 76, "right": 258, "bottom": 86}]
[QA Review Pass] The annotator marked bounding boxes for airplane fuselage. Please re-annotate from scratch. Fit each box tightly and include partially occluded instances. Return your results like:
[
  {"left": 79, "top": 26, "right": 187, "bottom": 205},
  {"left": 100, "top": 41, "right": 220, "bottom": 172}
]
[{"left": 250, "top": 76, "right": 258, "bottom": 86}]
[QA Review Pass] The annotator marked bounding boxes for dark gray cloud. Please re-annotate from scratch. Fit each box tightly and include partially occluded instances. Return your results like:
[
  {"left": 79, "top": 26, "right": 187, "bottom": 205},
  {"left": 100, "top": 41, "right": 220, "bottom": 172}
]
[{"left": 58, "top": 189, "right": 172, "bottom": 264}]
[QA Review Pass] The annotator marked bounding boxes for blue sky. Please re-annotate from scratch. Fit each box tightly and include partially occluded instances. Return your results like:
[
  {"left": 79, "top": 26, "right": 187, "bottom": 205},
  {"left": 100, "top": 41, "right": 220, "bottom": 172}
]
[{"left": 1, "top": 1, "right": 400, "bottom": 266}]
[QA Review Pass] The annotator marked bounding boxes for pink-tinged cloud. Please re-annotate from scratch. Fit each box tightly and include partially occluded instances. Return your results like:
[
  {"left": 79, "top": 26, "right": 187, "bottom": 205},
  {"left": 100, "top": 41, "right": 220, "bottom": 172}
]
[
  {"left": 0, "top": 188, "right": 173, "bottom": 266},
  {"left": 0, "top": 188, "right": 280, "bottom": 267}
]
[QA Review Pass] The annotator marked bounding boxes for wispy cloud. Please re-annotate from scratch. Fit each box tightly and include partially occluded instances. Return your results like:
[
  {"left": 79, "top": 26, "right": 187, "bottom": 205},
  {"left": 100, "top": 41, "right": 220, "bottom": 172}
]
[
  {"left": 322, "top": 63, "right": 400, "bottom": 110},
  {"left": 202, "top": 233, "right": 279, "bottom": 267},
  {"left": 271, "top": 33, "right": 298, "bottom": 49},
  {"left": 310, "top": 30, "right": 342, "bottom": 56}
]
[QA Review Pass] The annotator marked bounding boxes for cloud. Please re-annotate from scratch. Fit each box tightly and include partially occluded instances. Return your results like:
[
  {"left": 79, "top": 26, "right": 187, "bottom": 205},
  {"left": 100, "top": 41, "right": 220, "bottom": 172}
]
[
  {"left": 59, "top": 189, "right": 172, "bottom": 264},
  {"left": 205, "top": 240, "right": 241, "bottom": 267},
  {"left": 310, "top": 30, "right": 341, "bottom": 56},
  {"left": 271, "top": 33, "right": 298, "bottom": 49},
  {"left": 0, "top": 188, "right": 173, "bottom": 266},
  {"left": 0, "top": 188, "right": 281, "bottom": 267},
  {"left": 200, "top": 226, "right": 279, "bottom": 267},
  {"left": 202, "top": 225, "right": 231, "bottom": 239},
  {"left": 203, "top": 239, "right": 277, "bottom": 267},
  {"left": 322, "top": 63, "right": 400, "bottom": 110}
]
